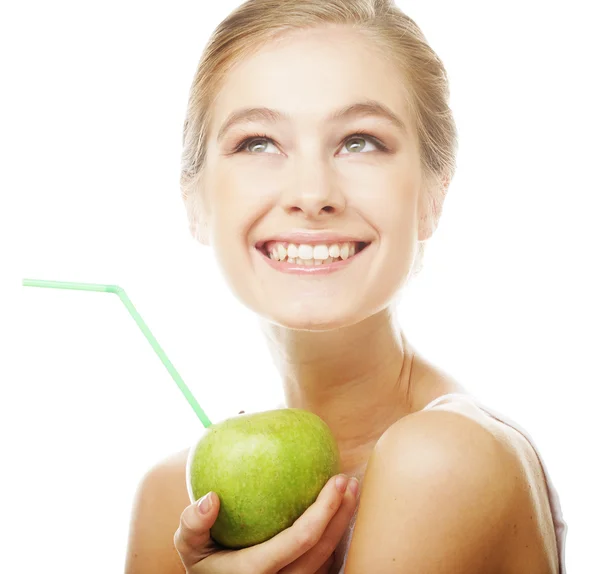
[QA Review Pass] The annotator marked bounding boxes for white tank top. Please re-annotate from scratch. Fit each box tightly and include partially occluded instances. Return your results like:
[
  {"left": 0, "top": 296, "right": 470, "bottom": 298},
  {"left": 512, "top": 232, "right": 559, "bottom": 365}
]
[{"left": 338, "top": 393, "right": 568, "bottom": 573}]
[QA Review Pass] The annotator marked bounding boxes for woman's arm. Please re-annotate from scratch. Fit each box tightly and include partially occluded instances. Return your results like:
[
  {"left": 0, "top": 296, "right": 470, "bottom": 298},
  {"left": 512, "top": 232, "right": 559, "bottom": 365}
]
[
  {"left": 124, "top": 449, "right": 191, "bottom": 574},
  {"left": 343, "top": 410, "right": 520, "bottom": 574}
]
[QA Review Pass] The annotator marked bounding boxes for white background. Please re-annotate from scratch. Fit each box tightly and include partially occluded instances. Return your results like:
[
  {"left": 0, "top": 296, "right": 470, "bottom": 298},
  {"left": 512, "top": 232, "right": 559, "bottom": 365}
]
[{"left": 1, "top": 1, "right": 598, "bottom": 571}]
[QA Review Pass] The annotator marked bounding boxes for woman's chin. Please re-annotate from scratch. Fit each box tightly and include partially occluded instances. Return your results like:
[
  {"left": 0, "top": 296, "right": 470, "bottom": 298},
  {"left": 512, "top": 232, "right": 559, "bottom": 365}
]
[{"left": 258, "top": 300, "right": 374, "bottom": 331}]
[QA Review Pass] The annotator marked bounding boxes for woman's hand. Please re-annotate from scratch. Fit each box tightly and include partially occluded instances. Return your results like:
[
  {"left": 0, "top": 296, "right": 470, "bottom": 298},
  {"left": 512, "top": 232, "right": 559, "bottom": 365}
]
[{"left": 174, "top": 473, "right": 359, "bottom": 574}]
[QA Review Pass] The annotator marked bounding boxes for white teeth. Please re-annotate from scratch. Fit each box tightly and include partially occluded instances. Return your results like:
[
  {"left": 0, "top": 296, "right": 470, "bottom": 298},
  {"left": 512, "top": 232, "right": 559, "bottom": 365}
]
[
  {"left": 298, "top": 244, "right": 314, "bottom": 260},
  {"left": 313, "top": 244, "right": 330, "bottom": 260},
  {"left": 263, "top": 241, "right": 366, "bottom": 265}
]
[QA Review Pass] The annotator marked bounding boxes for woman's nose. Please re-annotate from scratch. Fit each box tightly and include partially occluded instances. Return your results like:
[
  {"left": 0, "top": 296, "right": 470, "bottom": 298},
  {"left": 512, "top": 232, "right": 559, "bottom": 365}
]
[{"left": 279, "top": 163, "right": 346, "bottom": 219}]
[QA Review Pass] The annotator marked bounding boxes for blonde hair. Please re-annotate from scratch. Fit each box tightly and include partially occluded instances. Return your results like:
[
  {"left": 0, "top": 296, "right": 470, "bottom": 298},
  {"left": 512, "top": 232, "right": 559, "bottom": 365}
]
[{"left": 180, "top": 0, "right": 458, "bottom": 256}]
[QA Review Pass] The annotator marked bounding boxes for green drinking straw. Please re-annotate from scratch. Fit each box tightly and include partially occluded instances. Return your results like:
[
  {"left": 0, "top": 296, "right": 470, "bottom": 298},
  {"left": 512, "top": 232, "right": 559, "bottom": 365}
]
[{"left": 22, "top": 278, "right": 212, "bottom": 428}]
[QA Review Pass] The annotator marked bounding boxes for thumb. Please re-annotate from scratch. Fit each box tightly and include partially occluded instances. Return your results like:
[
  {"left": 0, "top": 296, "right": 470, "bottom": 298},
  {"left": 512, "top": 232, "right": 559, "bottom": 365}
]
[{"left": 174, "top": 492, "right": 221, "bottom": 568}]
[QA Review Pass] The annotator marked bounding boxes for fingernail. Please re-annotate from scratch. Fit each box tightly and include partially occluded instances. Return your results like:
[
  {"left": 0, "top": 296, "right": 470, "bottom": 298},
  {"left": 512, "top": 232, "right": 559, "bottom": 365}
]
[
  {"left": 197, "top": 492, "right": 213, "bottom": 514},
  {"left": 335, "top": 475, "right": 348, "bottom": 494},
  {"left": 349, "top": 477, "right": 359, "bottom": 497}
]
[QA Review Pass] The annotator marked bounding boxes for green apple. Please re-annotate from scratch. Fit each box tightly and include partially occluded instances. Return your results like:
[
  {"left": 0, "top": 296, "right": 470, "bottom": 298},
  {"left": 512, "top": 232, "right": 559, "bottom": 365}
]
[{"left": 186, "top": 408, "right": 341, "bottom": 548}]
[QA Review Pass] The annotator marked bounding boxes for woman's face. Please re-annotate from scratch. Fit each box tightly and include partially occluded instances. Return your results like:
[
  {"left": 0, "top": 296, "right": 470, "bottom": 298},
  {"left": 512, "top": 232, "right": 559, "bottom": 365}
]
[{"left": 194, "top": 25, "right": 430, "bottom": 330}]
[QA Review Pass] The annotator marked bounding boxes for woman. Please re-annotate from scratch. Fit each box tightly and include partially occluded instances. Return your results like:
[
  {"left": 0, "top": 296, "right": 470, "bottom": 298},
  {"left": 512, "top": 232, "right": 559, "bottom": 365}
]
[{"left": 125, "top": 1, "right": 567, "bottom": 572}]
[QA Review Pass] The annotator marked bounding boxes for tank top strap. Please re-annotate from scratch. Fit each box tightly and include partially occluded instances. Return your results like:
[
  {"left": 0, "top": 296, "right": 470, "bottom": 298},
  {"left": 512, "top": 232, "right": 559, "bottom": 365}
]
[{"left": 421, "top": 392, "right": 473, "bottom": 411}]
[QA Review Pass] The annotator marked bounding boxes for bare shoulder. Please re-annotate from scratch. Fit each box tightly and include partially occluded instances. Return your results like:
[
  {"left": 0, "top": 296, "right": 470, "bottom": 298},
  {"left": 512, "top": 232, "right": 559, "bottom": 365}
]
[
  {"left": 383, "top": 398, "right": 519, "bottom": 462},
  {"left": 379, "top": 404, "right": 523, "bottom": 510},
  {"left": 124, "top": 448, "right": 191, "bottom": 574},
  {"left": 344, "top": 406, "right": 523, "bottom": 573}
]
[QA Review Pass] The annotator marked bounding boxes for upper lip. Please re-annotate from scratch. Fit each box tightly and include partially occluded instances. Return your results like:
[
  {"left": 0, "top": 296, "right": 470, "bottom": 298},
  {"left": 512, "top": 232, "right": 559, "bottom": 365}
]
[{"left": 256, "top": 231, "right": 372, "bottom": 248}]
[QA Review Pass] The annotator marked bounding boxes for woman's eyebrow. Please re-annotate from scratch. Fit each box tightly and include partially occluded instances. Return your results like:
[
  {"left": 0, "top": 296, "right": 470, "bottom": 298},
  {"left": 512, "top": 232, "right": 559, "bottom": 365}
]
[{"left": 216, "top": 99, "right": 408, "bottom": 142}]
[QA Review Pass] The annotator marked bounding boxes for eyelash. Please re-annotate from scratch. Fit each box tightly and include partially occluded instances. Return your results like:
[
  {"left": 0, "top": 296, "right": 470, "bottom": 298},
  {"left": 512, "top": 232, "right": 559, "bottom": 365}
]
[{"left": 232, "top": 131, "right": 390, "bottom": 154}]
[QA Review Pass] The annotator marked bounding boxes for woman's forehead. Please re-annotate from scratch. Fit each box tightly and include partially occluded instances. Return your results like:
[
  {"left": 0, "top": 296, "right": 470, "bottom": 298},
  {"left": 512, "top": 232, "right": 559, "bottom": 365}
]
[{"left": 208, "top": 29, "right": 413, "bottom": 140}]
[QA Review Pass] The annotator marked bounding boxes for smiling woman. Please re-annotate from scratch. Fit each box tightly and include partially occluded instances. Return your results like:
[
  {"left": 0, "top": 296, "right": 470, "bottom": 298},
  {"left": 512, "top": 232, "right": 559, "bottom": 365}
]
[{"left": 124, "top": 1, "right": 567, "bottom": 573}]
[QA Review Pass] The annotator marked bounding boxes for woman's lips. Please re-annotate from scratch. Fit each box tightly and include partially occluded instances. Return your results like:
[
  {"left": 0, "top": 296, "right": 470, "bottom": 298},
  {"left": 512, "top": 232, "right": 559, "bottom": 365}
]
[{"left": 255, "top": 242, "right": 371, "bottom": 275}]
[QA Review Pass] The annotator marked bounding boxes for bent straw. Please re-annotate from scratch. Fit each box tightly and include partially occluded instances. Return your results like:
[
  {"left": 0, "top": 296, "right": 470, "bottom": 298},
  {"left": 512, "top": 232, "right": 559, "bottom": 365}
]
[{"left": 22, "top": 278, "right": 212, "bottom": 428}]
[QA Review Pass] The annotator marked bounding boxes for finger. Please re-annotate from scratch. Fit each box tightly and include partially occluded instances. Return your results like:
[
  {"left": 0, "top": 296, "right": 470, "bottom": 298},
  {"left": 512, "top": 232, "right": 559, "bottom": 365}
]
[
  {"left": 237, "top": 474, "right": 349, "bottom": 574},
  {"left": 174, "top": 492, "right": 220, "bottom": 569},
  {"left": 280, "top": 477, "right": 359, "bottom": 574}
]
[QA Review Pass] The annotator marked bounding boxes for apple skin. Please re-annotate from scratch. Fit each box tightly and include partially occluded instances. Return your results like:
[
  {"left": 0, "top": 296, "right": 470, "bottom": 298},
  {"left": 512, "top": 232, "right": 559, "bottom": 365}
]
[{"left": 186, "top": 408, "right": 341, "bottom": 549}]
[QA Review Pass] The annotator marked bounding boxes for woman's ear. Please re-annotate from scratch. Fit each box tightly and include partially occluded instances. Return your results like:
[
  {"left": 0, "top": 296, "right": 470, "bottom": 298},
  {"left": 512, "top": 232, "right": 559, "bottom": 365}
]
[
  {"left": 417, "top": 172, "right": 450, "bottom": 242},
  {"left": 183, "top": 188, "right": 211, "bottom": 246}
]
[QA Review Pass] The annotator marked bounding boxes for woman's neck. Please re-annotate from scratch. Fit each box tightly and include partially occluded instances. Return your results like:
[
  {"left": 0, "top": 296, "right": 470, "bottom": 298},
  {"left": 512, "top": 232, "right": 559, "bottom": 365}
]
[{"left": 260, "top": 308, "right": 425, "bottom": 471}]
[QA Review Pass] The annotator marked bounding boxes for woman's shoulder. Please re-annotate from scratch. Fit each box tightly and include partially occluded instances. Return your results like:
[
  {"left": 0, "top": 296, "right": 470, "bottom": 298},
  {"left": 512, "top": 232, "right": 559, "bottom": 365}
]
[
  {"left": 383, "top": 394, "right": 515, "bottom": 464},
  {"left": 139, "top": 447, "right": 191, "bottom": 494},
  {"left": 154, "top": 447, "right": 191, "bottom": 474},
  {"left": 387, "top": 391, "right": 533, "bottom": 479},
  {"left": 125, "top": 448, "right": 192, "bottom": 573},
  {"left": 342, "top": 401, "right": 524, "bottom": 573},
  {"left": 142, "top": 446, "right": 192, "bottom": 511},
  {"left": 138, "top": 446, "right": 192, "bottom": 520},
  {"left": 374, "top": 391, "right": 533, "bottom": 534},
  {"left": 372, "top": 393, "right": 560, "bottom": 568},
  {"left": 406, "top": 391, "right": 545, "bottom": 478}
]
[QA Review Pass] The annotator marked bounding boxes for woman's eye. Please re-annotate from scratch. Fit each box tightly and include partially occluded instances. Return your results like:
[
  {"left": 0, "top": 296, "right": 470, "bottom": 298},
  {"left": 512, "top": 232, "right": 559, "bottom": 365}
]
[
  {"left": 235, "top": 133, "right": 386, "bottom": 154},
  {"left": 340, "top": 135, "right": 380, "bottom": 154},
  {"left": 244, "top": 138, "right": 278, "bottom": 154}
]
